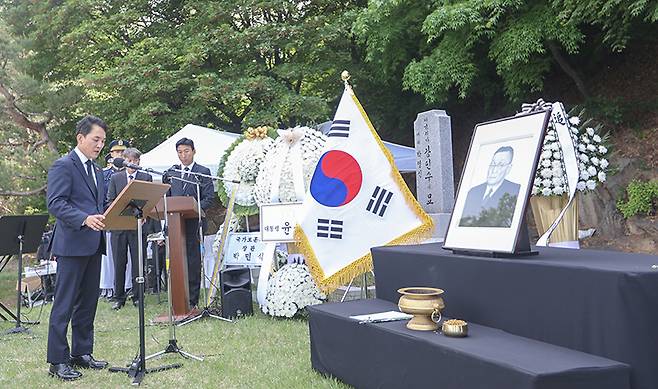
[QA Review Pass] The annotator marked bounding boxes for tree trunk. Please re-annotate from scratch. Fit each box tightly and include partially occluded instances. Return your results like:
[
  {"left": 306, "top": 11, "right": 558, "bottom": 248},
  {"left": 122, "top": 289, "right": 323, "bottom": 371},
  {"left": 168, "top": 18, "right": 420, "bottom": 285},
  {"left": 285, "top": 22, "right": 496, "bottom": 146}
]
[
  {"left": 0, "top": 82, "right": 57, "bottom": 152},
  {"left": 547, "top": 41, "right": 589, "bottom": 100}
]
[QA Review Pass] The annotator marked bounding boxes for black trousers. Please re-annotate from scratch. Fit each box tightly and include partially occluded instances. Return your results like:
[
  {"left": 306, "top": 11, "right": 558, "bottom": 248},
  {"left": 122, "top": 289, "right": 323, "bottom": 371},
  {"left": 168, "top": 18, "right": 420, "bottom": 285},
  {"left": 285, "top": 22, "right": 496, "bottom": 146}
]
[
  {"left": 185, "top": 218, "right": 203, "bottom": 306},
  {"left": 111, "top": 231, "right": 146, "bottom": 303},
  {"left": 47, "top": 252, "right": 101, "bottom": 364}
]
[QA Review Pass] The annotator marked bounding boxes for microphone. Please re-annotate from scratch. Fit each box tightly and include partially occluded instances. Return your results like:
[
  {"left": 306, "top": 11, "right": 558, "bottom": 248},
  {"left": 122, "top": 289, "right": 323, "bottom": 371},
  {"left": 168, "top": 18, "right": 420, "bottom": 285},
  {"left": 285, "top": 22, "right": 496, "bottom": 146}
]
[{"left": 111, "top": 157, "right": 141, "bottom": 171}]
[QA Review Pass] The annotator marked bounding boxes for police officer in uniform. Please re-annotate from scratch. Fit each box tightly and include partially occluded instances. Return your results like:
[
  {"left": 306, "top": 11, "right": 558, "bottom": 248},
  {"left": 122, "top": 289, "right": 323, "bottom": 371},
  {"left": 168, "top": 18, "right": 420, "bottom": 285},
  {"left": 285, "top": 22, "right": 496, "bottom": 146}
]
[{"left": 99, "top": 139, "right": 130, "bottom": 299}]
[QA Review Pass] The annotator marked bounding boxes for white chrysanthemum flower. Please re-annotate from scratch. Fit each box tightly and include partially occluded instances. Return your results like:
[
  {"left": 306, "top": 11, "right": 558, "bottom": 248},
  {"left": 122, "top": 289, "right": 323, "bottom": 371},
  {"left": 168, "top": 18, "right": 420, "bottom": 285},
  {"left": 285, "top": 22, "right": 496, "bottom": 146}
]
[
  {"left": 553, "top": 186, "right": 565, "bottom": 195},
  {"left": 552, "top": 160, "right": 562, "bottom": 169},
  {"left": 593, "top": 135, "right": 602, "bottom": 143},
  {"left": 597, "top": 172, "right": 606, "bottom": 182},
  {"left": 577, "top": 181, "right": 586, "bottom": 191},
  {"left": 552, "top": 176, "right": 564, "bottom": 186},
  {"left": 578, "top": 144, "right": 586, "bottom": 152},
  {"left": 541, "top": 159, "right": 552, "bottom": 168},
  {"left": 586, "top": 127, "right": 595, "bottom": 136},
  {"left": 553, "top": 152, "right": 562, "bottom": 159},
  {"left": 598, "top": 146, "right": 608, "bottom": 154},
  {"left": 262, "top": 263, "right": 326, "bottom": 318},
  {"left": 579, "top": 154, "right": 589, "bottom": 163},
  {"left": 580, "top": 170, "right": 590, "bottom": 180},
  {"left": 569, "top": 116, "right": 580, "bottom": 126},
  {"left": 541, "top": 188, "right": 553, "bottom": 196},
  {"left": 586, "top": 180, "right": 596, "bottom": 190},
  {"left": 599, "top": 159, "right": 609, "bottom": 168},
  {"left": 531, "top": 186, "right": 540, "bottom": 195},
  {"left": 222, "top": 137, "right": 275, "bottom": 206},
  {"left": 545, "top": 135, "right": 555, "bottom": 142},
  {"left": 582, "top": 136, "right": 590, "bottom": 144},
  {"left": 591, "top": 157, "right": 599, "bottom": 165},
  {"left": 587, "top": 166, "right": 597, "bottom": 176},
  {"left": 541, "top": 150, "right": 553, "bottom": 159},
  {"left": 212, "top": 215, "right": 242, "bottom": 254},
  {"left": 254, "top": 126, "right": 327, "bottom": 205},
  {"left": 587, "top": 144, "right": 596, "bottom": 152},
  {"left": 542, "top": 178, "right": 552, "bottom": 187},
  {"left": 541, "top": 169, "right": 553, "bottom": 178},
  {"left": 550, "top": 142, "right": 560, "bottom": 151}
]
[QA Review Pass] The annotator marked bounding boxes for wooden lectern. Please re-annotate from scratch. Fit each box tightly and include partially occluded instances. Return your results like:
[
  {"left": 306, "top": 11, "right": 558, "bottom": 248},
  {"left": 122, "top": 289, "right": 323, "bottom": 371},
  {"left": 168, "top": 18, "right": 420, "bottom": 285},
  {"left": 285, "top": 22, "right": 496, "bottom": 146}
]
[{"left": 149, "top": 196, "right": 204, "bottom": 320}]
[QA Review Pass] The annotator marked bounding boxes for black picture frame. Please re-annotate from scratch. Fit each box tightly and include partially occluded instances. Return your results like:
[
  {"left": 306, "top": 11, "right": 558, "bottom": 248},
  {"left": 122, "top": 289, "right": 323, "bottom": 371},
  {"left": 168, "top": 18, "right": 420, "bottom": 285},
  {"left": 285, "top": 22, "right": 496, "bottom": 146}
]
[{"left": 443, "top": 110, "right": 551, "bottom": 255}]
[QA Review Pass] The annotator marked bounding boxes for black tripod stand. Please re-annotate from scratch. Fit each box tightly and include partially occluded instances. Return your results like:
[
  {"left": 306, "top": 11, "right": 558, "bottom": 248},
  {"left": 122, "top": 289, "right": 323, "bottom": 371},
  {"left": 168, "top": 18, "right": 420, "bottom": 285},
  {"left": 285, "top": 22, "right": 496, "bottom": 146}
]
[
  {"left": 175, "top": 171, "right": 239, "bottom": 327},
  {"left": 146, "top": 193, "right": 203, "bottom": 362},
  {"left": 108, "top": 202, "right": 181, "bottom": 385},
  {"left": 0, "top": 215, "right": 48, "bottom": 334}
]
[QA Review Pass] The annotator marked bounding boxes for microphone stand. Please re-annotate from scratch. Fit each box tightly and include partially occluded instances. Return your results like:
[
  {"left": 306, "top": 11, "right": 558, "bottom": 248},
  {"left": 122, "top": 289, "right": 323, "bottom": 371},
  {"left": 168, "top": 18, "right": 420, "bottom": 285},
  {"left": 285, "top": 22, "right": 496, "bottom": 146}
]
[
  {"left": 108, "top": 200, "right": 182, "bottom": 385},
  {"left": 107, "top": 163, "right": 203, "bottom": 367},
  {"left": 170, "top": 168, "right": 236, "bottom": 327},
  {"left": 145, "top": 189, "right": 203, "bottom": 362}
]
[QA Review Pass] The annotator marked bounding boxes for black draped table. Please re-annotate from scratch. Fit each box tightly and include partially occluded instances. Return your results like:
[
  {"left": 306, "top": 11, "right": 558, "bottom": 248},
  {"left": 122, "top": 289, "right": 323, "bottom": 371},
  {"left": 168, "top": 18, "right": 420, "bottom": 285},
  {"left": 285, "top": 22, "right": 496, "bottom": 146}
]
[
  {"left": 372, "top": 244, "right": 658, "bottom": 389},
  {"left": 309, "top": 299, "right": 629, "bottom": 389}
]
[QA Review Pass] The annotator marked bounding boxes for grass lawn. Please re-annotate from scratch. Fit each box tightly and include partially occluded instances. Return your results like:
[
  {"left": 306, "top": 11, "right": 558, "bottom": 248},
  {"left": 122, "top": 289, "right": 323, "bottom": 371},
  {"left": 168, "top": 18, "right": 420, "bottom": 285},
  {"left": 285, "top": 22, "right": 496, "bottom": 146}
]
[{"left": 0, "top": 266, "right": 350, "bottom": 389}]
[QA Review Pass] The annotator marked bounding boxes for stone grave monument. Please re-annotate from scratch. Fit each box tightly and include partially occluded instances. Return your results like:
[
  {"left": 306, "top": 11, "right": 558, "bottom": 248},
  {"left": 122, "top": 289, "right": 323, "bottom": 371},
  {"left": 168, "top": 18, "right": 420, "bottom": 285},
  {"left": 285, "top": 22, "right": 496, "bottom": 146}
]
[{"left": 414, "top": 110, "right": 454, "bottom": 241}]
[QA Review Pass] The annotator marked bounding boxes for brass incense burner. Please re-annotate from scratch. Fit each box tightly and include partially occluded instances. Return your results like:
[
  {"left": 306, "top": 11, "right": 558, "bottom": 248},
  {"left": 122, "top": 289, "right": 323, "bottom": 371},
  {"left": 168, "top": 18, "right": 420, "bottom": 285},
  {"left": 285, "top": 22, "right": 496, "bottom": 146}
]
[{"left": 397, "top": 287, "right": 445, "bottom": 331}]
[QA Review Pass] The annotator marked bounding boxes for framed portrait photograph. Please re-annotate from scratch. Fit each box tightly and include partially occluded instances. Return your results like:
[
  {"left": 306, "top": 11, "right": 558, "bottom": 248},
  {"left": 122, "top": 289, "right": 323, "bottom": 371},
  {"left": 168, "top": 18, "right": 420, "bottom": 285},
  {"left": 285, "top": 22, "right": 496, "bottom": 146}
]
[{"left": 443, "top": 110, "right": 551, "bottom": 254}]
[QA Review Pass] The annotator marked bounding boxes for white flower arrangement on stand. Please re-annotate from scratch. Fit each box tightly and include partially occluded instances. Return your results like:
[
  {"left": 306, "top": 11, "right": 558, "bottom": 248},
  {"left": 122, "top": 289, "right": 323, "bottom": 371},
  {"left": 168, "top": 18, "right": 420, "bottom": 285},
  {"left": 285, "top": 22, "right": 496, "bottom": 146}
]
[
  {"left": 253, "top": 126, "right": 326, "bottom": 205},
  {"left": 217, "top": 126, "right": 276, "bottom": 216},
  {"left": 261, "top": 263, "right": 326, "bottom": 318},
  {"left": 532, "top": 114, "right": 610, "bottom": 197}
]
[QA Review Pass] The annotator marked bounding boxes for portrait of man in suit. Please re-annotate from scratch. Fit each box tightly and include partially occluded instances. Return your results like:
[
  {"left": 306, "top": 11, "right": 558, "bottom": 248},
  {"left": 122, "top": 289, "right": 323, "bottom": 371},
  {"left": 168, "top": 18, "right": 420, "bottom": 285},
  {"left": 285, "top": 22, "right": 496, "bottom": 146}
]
[
  {"left": 106, "top": 147, "right": 154, "bottom": 310},
  {"left": 46, "top": 115, "right": 109, "bottom": 380},
  {"left": 459, "top": 146, "right": 520, "bottom": 228},
  {"left": 166, "top": 137, "right": 214, "bottom": 308}
]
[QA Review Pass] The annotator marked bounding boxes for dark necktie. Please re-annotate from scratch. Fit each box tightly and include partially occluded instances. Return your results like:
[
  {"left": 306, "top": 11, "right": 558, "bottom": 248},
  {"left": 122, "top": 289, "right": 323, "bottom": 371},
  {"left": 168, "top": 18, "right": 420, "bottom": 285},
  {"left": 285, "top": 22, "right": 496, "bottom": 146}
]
[
  {"left": 85, "top": 160, "right": 97, "bottom": 196},
  {"left": 128, "top": 174, "right": 134, "bottom": 181},
  {"left": 182, "top": 167, "right": 190, "bottom": 190}
]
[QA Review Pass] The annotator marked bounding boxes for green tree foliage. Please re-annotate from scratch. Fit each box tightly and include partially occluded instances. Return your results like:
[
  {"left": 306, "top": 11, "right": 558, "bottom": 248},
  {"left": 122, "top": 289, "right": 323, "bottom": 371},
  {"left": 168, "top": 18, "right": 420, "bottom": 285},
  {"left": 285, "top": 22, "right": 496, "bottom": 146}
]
[
  {"left": 355, "top": 0, "right": 658, "bottom": 103},
  {"left": 2, "top": 0, "right": 363, "bottom": 151},
  {"left": 0, "top": 24, "right": 61, "bottom": 212}
]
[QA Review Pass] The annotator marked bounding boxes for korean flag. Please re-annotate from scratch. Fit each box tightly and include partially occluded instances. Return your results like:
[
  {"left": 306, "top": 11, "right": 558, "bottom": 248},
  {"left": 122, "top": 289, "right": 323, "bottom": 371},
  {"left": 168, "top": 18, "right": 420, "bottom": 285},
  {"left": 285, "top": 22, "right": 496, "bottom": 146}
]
[{"left": 295, "top": 84, "right": 434, "bottom": 292}]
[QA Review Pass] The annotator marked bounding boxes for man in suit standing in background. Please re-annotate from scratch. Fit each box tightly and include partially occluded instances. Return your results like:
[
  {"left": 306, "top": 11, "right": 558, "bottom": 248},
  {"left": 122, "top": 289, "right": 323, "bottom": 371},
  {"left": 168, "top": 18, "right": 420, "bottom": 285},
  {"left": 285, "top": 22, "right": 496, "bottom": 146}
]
[
  {"left": 46, "top": 115, "right": 109, "bottom": 380},
  {"left": 99, "top": 139, "right": 130, "bottom": 300},
  {"left": 106, "top": 147, "right": 152, "bottom": 310},
  {"left": 166, "top": 137, "right": 214, "bottom": 307}
]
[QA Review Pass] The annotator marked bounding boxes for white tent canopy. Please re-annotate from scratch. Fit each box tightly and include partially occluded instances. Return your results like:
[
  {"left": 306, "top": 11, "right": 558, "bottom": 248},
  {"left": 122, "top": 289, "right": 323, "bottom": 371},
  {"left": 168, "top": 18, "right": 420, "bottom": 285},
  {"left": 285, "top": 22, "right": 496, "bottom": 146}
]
[
  {"left": 141, "top": 123, "right": 417, "bottom": 182},
  {"left": 140, "top": 124, "right": 239, "bottom": 180}
]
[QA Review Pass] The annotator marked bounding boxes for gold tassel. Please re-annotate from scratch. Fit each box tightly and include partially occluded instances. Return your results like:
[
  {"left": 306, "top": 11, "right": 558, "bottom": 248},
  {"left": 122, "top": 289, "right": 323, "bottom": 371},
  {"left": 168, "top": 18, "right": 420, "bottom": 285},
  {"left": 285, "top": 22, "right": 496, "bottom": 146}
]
[{"left": 292, "top": 87, "right": 434, "bottom": 293}]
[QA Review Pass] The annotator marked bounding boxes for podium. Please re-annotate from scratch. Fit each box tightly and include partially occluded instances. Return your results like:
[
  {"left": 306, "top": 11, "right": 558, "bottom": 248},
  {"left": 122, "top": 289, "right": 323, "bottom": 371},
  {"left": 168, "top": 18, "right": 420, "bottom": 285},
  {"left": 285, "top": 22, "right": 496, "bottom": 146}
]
[
  {"left": 149, "top": 196, "right": 204, "bottom": 319},
  {"left": 104, "top": 179, "right": 182, "bottom": 384}
]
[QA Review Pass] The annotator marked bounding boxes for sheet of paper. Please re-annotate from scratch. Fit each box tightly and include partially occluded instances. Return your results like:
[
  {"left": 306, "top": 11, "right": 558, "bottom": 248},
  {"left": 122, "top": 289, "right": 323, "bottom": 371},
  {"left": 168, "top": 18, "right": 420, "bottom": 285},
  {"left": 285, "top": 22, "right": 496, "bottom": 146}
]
[{"left": 350, "top": 311, "right": 412, "bottom": 324}]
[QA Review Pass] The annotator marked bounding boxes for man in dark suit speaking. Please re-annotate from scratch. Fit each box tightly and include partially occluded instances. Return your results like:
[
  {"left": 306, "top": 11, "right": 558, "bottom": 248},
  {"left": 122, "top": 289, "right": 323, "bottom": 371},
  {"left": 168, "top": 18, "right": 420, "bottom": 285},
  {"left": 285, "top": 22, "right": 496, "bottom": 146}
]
[
  {"left": 166, "top": 137, "right": 214, "bottom": 307},
  {"left": 46, "top": 115, "right": 109, "bottom": 380},
  {"left": 106, "top": 147, "right": 153, "bottom": 310},
  {"left": 459, "top": 146, "right": 520, "bottom": 228}
]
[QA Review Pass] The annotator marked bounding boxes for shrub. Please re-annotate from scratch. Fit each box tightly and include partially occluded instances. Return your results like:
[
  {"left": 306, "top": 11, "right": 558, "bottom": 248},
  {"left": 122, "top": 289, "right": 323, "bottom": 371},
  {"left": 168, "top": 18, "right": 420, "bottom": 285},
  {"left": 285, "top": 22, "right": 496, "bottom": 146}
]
[{"left": 617, "top": 180, "right": 658, "bottom": 218}]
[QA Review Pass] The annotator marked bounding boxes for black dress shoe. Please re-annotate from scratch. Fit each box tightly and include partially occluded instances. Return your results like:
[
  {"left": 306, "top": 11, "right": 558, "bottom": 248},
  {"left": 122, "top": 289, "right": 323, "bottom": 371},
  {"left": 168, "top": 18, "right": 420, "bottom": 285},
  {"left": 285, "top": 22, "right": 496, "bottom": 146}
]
[
  {"left": 111, "top": 300, "right": 125, "bottom": 310},
  {"left": 70, "top": 354, "right": 108, "bottom": 370},
  {"left": 49, "top": 363, "right": 82, "bottom": 381}
]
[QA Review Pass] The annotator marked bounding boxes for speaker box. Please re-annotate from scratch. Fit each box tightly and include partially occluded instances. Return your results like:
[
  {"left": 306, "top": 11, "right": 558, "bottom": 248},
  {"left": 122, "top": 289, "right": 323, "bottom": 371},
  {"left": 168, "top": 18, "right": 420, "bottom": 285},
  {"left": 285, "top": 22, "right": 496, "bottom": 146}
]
[{"left": 220, "top": 268, "right": 253, "bottom": 318}]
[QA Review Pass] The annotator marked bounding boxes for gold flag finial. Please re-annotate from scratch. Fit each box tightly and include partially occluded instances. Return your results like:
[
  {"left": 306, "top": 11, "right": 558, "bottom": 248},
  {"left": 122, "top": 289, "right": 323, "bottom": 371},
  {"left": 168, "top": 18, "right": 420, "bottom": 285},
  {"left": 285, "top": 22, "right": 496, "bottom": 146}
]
[{"left": 341, "top": 70, "right": 351, "bottom": 85}]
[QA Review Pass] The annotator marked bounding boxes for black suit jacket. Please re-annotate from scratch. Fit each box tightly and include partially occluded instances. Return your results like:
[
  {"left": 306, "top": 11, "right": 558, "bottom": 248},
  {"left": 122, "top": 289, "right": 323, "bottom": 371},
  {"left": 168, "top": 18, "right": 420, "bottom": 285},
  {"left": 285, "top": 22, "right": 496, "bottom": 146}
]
[
  {"left": 459, "top": 179, "right": 520, "bottom": 227},
  {"left": 47, "top": 150, "right": 106, "bottom": 257},
  {"left": 166, "top": 162, "right": 214, "bottom": 210},
  {"left": 106, "top": 170, "right": 160, "bottom": 233}
]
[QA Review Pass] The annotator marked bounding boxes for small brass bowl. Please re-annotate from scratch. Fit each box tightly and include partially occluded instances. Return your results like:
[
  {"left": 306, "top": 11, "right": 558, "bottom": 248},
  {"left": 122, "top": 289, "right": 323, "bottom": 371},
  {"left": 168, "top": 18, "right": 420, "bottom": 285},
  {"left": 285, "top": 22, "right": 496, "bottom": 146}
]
[{"left": 441, "top": 319, "right": 468, "bottom": 337}]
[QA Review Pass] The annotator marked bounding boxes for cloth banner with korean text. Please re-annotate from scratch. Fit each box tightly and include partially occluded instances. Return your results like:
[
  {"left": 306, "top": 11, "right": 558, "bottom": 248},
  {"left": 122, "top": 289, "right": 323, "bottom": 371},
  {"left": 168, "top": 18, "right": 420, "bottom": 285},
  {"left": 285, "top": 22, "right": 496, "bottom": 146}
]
[{"left": 294, "top": 85, "right": 434, "bottom": 292}]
